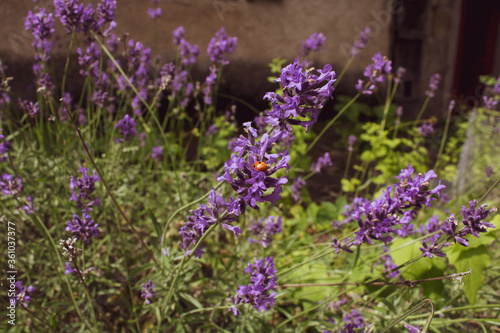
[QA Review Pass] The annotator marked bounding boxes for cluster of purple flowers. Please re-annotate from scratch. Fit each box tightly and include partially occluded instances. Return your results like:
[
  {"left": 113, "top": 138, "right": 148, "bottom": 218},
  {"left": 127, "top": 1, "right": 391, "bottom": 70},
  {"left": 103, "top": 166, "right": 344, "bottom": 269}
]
[
  {"left": 207, "top": 27, "right": 238, "bottom": 65},
  {"left": 425, "top": 73, "right": 441, "bottom": 98},
  {"left": 147, "top": 7, "right": 162, "bottom": 19},
  {"left": 332, "top": 165, "right": 445, "bottom": 253},
  {"left": 70, "top": 167, "right": 101, "bottom": 209},
  {"left": 218, "top": 122, "right": 290, "bottom": 211},
  {"left": 24, "top": 8, "right": 55, "bottom": 63},
  {"left": 356, "top": 52, "right": 392, "bottom": 95},
  {"left": 324, "top": 308, "right": 366, "bottom": 333},
  {"left": 264, "top": 59, "right": 336, "bottom": 132},
  {"left": 230, "top": 257, "right": 277, "bottom": 316},
  {"left": 152, "top": 146, "right": 163, "bottom": 161},
  {"left": 0, "top": 129, "right": 11, "bottom": 162},
  {"left": 248, "top": 216, "right": 283, "bottom": 247},
  {"left": 311, "top": 152, "right": 332, "bottom": 173},
  {"left": 180, "top": 188, "right": 242, "bottom": 259},
  {"left": 417, "top": 122, "right": 434, "bottom": 137},
  {"left": 347, "top": 135, "right": 356, "bottom": 152},
  {"left": 0, "top": 173, "right": 23, "bottom": 197},
  {"left": 53, "top": 0, "right": 116, "bottom": 36},
  {"left": 300, "top": 32, "right": 326, "bottom": 57},
  {"left": 13, "top": 281, "right": 35, "bottom": 308},
  {"left": 115, "top": 114, "right": 137, "bottom": 143},
  {"left": 350, "top": 27, "right": 371, "bottom": 58},
  {"left": 66, "top": 209, "right": 100, "bottom": 244},
  {"left": 18, "top": 99, "right": 40, "bottom": 118},
  {"left": 141, "top": 280, "right": 156, "bottom": 304},
  {"left": 291, "top": 176, "right": 306, "bottom": 202}
]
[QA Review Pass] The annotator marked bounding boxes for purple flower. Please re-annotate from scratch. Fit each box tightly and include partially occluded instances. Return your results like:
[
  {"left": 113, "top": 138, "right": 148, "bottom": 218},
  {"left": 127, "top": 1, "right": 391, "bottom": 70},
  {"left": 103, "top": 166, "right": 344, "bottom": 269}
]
[
  {"left": 394, "top": 67, "right": 406, "bottom": 84},
  {"left": 418, "top": 122, "right": 434, "bottom": 137},
  {"left": 172, "top": 26, "right": 185, "bottom": 45},
  {"left": 178, "top": 38, "right": 199, "bottom": 66},
  {"left": 0, "top": 173, "right": 23, "bottom": 197},
  {"left": 343, "top": 309, "right": 365, "bottom": 329},
  {"left": 404, "top": 324, "right": 421, "bottom": 333},
  {"left": 115, "top": 114, "right": 137, "bottom": 143},
  {"left": 483, "top": 95, "right": 498, "bottom": 109},
  {"left": 152, "top": 146, "right": 163, "bottom": 161},
  {"left": 363, "top": 52, "right": 392, "bottom": 84},
  {"left": 207, "top": 27, "right": 237, "bottom": 65},
  {"left": 347, "top": 135, "right": 356, "bottom": 152},
  {"left": 0, "top": 129, "right": 11, "bottom": 162},
  {"left": 206, "top": 124, "right": 218, "bottom": 138},
  {"left": 141, "top": 280, "right": 156, "bottom": 304},
  {"left": 419, "top": 234, "right": 446, "bottom": 258},
  {"left": 54, "top": 0, "right": 84, "bottom": 33},
  {"left": 77, "top": 42, "right": 100, "bottom": 80},
  {"left": 179, "top": 188, "right": 241, "bottom": 259},
  {"left": 18, "top": 99, "right": 40, "bottom": 118},
  {"left": 69, "top": 167, "right": 101, "bottom": 209},
  {"left": 311, "top": 152, "right": 332, "bottom": 173},
  {"left": 486, "top": 166, "right": 493, "bottom": 177},
  {"left": 203, "top": 65, "right": 218, "bottom": 104},
  {"left": 22, "top": 196, "right": 37, "bottom": 215},
  {"left": 376, "top": 251, "right": 401, "bottom": 279},
  {"left": 350, "top": 27, "right": 371, "bottom": 58},
  {"left": 217, "top": 123, "right": 290, "bottom": 211},
  {"left": 147, "top": 7, "right": 162, "bottom": 19},
  {"left": 425, "top": 73, "right": 441, "bottom": 98},
  {"left": 65, "top": 262, "right": 77, "bottom": 275},
  {"left": 230, "top": 257, "right": 277, "bottom": 315},
  {"left": 96, "top": 0, "right": 117, "bottom": 29},
  {"left": 13, "top": 281, "right": 35, "bottom": 308},
  {"left": 66, "top": 209, "right": 99, "bottom": 244},
  {"left": 418, "top": 214, "right": 441, "bottom": 236},
  {"left": 264, "top": 59, "right": 336, "bottom": 132},
  {"left": 291, "top": 176, "right": 306, "bottom": 202},
  {"left": 355, "top": 79, "right": 375, "bottom": 95},
  {"left": 460, "top": 200, "right": 497, "bottom": 238},
  {"left": 300, "top": 32, "right": 326, "bottom": 57},
  {"left": 25, "top": 8, "right": 55, "bottom": 59},
  {"left": 248, "top": 216, "right": 283, "bottom": 247}
]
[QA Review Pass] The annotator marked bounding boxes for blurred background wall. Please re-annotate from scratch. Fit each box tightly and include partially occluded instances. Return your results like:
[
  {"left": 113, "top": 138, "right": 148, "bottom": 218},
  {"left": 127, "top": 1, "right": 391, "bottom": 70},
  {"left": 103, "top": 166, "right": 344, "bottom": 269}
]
[{"left": 1, "top": 0, "right": 499, "bottom": 120}]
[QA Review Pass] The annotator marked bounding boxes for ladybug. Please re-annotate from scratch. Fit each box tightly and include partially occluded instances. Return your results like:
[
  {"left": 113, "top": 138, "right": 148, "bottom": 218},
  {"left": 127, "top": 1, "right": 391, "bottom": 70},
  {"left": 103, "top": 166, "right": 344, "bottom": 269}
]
[{"left": 252, "top": 161, "right": 268, "bottom": 172}]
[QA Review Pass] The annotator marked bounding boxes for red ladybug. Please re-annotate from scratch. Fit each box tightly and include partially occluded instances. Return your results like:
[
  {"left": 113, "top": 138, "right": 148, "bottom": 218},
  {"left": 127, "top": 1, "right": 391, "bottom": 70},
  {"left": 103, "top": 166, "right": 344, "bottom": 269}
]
[{"left": 252, "top": 161, "right": 268, "bottom": 172}]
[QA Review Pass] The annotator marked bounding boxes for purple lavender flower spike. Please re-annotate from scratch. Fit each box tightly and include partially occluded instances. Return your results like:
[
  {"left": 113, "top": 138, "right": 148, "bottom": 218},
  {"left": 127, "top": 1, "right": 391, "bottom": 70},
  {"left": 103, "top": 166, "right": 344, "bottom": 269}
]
[
  {"left": 460, "top": 200, "right": 497, "bottom": 238},
  {"left": 404, "top": 324, "right": 421, "bottom": 333},
  {"left": 343, "top": 309, "right": 365, "bottom": 329},
  {"left": 350, "top": 27, "right": 371, "bottom": 58},
  {"left": 425, "top": 73, "right": 441, "bottom": 98},
  {"left": 115, "top": 114, "right": 137, "bottom": 143},
  {"left": 230, "top": 257, "right": 277, "bottom": 315},
  {"left": 18, "top": 99, "right": 40, "bottom": 118},
  {"left": 355, "top": 79, "right": 375, "bottom": 95},
  {"left": 0, "top": 129, "right": 11, "bottom": 162},
  {"left": 179, "top": 188, "right": 241, "bottom": 259},
  {"left": 141, "top": 280, "right": 156, "bottom": 304},
  {"left": 264, "top": 59, "right": 336, "bottom": 132},
  {"left": 69, "top": 167, "right": 101, "bottom": 209},
  {"left": 363, "top": 52, "right": 392, "bottom": 84},
  {"left": 207, "top": 27, "right": 237, "bottom": 65},
  {"left": 483, "top": 95, "right": 498, "bottom": 109},
  {"left": 13, "top": 281, "right": 35, "bottom": 308},
  {"left": 291, "top": 176, "right": 306, "bottom": 202},
  {"left": 311, "top": 152, "right": 332, "bottom": 173},
  {"left": 203, "top": 65, "right": 218, "bottom": 104},
  {"left": 300, "top": 32, "right": 326, "bottom": 57},
  {"left": 419, "top": 234, "right": 446, "bottom": 258},
  {"left": 22, "top": 196, "right": 37, "bottom": 215},
  {"left": 394, "top": 67, "right": 406, "bottom": 84},
  {"left": 0, "top": 173, "right": 23, "bottom": 197},
  {"left": 486, "top": 166, "right": 493, "bottom": 177},
  {"left": 418, "top": 122, "right": 434, "bottom": 137},
  {"left": 147, "top": 7, "right": 162, "bottom": 19},
  {"left": 66, "top": 209, "right": 100, "bottom": 244},
  {"left": 248, "top": 216, "right": 283, "bottom": 247},
  {"left": 54, "top": 0, "right": 84, "bottom": 33},
  {"left": 178, "top": 38, "right": 199, "bottom": 66},
  {"left": 347, "top": 135, "right": 356, "bottom": 152},
  {"left": 173, "top": 26, "right": 185, "bottom": 45},
  {"left": 152, "top": 146, "right": 163, "bottom": 161}
]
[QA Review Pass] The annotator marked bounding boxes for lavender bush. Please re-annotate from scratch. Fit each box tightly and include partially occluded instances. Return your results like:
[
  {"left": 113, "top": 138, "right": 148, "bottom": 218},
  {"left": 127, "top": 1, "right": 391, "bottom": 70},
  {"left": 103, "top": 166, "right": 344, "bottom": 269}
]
[{"left": 1, "top": 1, "right": 499, "bottom": 332}]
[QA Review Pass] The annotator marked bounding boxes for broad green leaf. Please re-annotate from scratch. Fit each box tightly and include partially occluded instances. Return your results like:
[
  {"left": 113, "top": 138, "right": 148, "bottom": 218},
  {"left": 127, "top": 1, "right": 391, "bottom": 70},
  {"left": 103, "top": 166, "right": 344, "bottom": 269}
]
[{"left": 446, "top": 244, "right": 490, "bottom": 304}]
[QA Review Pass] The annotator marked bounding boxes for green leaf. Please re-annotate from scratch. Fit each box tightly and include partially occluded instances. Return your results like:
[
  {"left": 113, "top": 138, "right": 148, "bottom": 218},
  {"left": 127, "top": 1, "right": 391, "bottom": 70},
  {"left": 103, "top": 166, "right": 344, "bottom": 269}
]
[{"left": 446, "top": 244, "right": 490, "bottom": 304}]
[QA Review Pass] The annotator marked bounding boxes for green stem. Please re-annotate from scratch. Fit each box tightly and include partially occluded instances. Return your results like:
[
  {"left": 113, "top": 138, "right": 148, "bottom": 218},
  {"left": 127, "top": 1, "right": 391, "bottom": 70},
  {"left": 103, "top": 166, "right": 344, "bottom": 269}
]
[
  {"left": 306, "top": 93, "right": 361, "bottom": 154},
  {"left": 163, "top": 223, "right": 219, "bottom": 314},
  {"left": 344, "top": 150, "right": 353, "bottom": 179},
  {"left": 413, "top": 97, "right": 431, "bottom": 128},
  {"left": 380, "top": 299, "right": 434, "bottom": 333},
  {"left": 333, "top": 56, "right": 354, "bottom": 89},
  {"left": 380, "top": 76, "right": 393, "bottom": 134},
  {"left": 61, "top": 32, "right": 76, "bottom": 97},
  {"left": 433, "top": 102, "right": 453, "bottom": 170}
]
